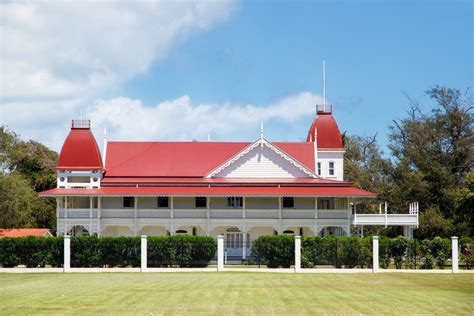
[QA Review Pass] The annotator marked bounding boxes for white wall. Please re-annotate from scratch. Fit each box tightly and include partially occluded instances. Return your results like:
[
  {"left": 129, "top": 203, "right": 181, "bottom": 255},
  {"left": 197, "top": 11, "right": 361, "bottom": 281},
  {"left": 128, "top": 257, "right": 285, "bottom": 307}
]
[
  {"left": 215, "top": 145, "right": 311, "bottom": 178},
  {"left": 317, "top": 151, "right": 344, "bottom": 181}
]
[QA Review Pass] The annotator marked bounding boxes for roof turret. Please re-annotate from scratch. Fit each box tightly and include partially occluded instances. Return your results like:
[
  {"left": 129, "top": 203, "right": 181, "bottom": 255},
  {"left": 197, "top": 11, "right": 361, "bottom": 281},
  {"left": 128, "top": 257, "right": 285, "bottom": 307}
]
[
  {"left": 56, "top": 120, "right": 103, "bottom": 170},
  {"left": 306, "top": 105, "right": 344, "bottom": 150}
]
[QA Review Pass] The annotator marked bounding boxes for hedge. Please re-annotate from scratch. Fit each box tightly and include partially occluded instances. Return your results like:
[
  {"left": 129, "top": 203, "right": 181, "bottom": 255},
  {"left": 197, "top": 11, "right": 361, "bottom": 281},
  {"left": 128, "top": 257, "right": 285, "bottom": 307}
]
[
  {"left": 0, "top": 236, "right": 63, "bottom": 268},
  {"left": 252, "top": 235, "right": 472, "bottom": 269},
  {"left": 252, "top": 235, "right": 294, "bottom": 268},
  {"left": 0, "top": 235, "right": 217, "bottom": 268}
]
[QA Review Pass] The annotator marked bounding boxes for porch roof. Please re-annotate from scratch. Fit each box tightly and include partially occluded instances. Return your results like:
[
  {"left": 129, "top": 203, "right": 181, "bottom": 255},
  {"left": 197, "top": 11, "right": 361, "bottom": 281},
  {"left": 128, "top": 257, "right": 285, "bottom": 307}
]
[{"left": 39, "top": 186, "right": 376, "bottom": 198}]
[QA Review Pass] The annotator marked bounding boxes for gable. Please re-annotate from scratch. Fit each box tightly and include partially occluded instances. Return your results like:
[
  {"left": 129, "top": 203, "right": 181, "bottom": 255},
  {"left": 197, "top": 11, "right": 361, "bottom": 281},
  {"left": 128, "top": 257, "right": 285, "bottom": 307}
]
[{"left": 209, "top": 140, "right": 316, "bottom": 178}]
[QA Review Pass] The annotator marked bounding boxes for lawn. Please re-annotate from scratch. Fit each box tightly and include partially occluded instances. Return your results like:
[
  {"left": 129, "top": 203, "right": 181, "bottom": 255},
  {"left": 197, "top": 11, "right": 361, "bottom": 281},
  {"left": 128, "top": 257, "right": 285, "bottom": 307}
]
[{"left": 0, "top": 273, "right": 472, "bottom": 315}]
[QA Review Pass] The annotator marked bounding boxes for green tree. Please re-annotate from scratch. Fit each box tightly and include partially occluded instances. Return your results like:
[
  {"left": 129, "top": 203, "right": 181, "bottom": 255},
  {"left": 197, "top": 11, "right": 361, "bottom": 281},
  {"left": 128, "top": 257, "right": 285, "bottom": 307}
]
[
  {"left": 388, "top": 87, "right": 473, "bottom": 237},
  {"left": 0, "top": 173, "right": 55, "bottom": 229},
  {"left": 0, "top": 127, "right": 57, "bottom": 231}
]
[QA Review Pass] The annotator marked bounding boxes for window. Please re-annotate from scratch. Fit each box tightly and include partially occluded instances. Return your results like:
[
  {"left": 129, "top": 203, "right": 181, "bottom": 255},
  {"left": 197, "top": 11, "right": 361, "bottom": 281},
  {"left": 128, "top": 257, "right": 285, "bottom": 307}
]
[
  {"left": 328, "top": 162, "right": 335, "bottom": 176},
  {"left": 195, "top": 197, "right": 207, "bottom": 208},
  {"left": 227, "top": 197, "right": 243, "bottom": 208},
  {"left": 282, "top": 197, "right": 294, "bottom": 208},
  {"left": 318, "top": 198, "right": 335, "bottom": 210},
  {"left": 157, "top": 196, "right": 169, "bottom": 208},
  {"left": 123, "top": 196, "right": 134, "bottom": 208},
  {"left": 317, "top": 162, "right": 321, "bottom": 176}
]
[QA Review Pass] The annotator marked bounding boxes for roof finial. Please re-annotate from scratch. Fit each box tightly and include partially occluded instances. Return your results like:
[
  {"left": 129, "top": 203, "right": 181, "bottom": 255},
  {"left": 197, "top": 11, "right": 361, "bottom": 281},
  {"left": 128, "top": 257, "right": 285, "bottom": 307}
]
[
  {"left": 322, "top": 59, "right": 326, "bottom": 112},
  {"left": 102, "top": 127, "right": 107, "bottom": 164},
  {"left": 207, "top": 133, "right": 211, "bottom": 142},
  {"left": 260, "top": 121, "right": 264, "bottom": 140}
]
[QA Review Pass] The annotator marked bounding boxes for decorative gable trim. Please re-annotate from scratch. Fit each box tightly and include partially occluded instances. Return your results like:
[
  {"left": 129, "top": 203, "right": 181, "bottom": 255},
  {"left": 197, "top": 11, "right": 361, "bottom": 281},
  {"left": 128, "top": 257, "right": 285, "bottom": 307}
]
[{"left": 205, "top": 138, "right": 318, "bottom": 178}]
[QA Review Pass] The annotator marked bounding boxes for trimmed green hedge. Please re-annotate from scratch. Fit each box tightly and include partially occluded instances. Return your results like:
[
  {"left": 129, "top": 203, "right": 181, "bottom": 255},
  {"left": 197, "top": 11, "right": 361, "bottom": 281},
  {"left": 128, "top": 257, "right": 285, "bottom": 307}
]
[
  {"left": 0, "top": 236, "right": 63, "bottom": 267},
  {"left": 0, "top": 235, "right": 216, "bottom": 268},
  {"left": 252, "top": 235, "right": 294, "bottom": 268},
  {"left": 148, "top": 235, "right": 217, "bottom": 268},
  {"left": 252, "top": 235, "right": 472, "bottom": 269}
]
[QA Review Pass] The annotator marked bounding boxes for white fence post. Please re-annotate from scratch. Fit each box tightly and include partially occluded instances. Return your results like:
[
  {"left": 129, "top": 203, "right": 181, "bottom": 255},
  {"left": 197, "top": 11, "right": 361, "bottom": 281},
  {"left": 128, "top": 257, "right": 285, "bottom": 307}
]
[
  {"left": 451, "top": 236, "right": 458, "bottom": 273},
  {"left": 64, "top": 235, "right": 70, "bottom": 273},
  {"left": 295, "top": 236, "right": 301, "bottom": 272},
  {"left": 141, "top": 235, "right": 147, "bottom": 272},
  {"left": 372, "top": 236, "right": 379, "bottom": 273},
  {"left": 217, "top": 235, "right": 224, "bottom": 271}
]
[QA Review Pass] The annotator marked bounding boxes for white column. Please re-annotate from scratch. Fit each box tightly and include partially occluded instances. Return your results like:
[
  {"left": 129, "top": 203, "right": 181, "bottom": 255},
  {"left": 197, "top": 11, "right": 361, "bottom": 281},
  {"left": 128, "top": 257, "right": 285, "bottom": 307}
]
[
  {"left": 452, "top": 236, "right": 458, "bottom": 273},
  {"left": 141, "top": 235, "right": 147, "bottom": 272},
  {"left": 170, "top": 197, "right": 174, "bottom": 235},
  {"left": 89, "top": 196, "right": 93, "bottom": 234},
  {"left": 372, "top": 236, "right": 379, "bottom": 273},
  {"left": 64, "top": 196, "right": 68, "bottom": 234},
  {"left": 294, "top": 236, "right": 301, "bottom": 272},
  {"left": 217, "top": 235, "right": 224, "bottom": 271},
  {"left": 98, "top": 197, "right": 102, "bottom": 237},
  {"left": 278, "top": 197, "right": 282, "bottom": 234},
  {"left": 314, "top": 197, "right": 318, "bottom": 235},
  {"left": 134, "top": 197, "right": 138, "bottom": 236},
  {"left": 64, "top": 235, "right": 71, "bottom": 273},
  {"left": 206, "top": 197, "right": 210, "bottom": 235},
  {"left": 242, "top": 230, "right": 247, "bottom": 260}
]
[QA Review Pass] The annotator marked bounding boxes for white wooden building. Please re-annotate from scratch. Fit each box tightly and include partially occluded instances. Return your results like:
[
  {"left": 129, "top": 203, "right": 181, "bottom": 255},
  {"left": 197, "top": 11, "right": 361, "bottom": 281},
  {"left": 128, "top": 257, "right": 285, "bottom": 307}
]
[{"left": 40, "top": 105, "right": 418, "bottom": 258}]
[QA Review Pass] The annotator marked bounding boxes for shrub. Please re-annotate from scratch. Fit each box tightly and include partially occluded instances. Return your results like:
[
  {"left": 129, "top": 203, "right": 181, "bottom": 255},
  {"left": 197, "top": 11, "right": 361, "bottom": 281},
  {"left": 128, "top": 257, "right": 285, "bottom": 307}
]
[
  {"left": 0, "top": 237, "right": 63, "bottom": 268},
  {"left": 390, "top": 236, "right": 408, "bottom": 269},
  {"left": 338, "top": 237, "right": 360, "bottom": 268},
  {"left": 252, "top": 235, "right": 294, "bottom": 268},
  {"left": 147, "top": 235, "right": 216, "bottom": 268},
  {"left": 460, "top": 238, "right": 472, "bottom": 270},
  {"left": 301, "top": 236, "right": 337, "bottom": 267},
  {"left": 378, "top": 237, "right": 391, "bottom": 269},
  {"left": 420, "top": 254, "right": 434, "bottom": 269}
]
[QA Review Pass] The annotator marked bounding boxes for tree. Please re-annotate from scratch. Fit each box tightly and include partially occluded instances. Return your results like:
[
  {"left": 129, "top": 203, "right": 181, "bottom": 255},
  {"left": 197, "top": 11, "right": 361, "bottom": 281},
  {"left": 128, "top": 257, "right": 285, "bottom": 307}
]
[
  {"left": 0, "top": 173, "right": 55, "bottom": 229},
  {"left": 0, "top": 127, "right": 57, "bottom": 231},
  {"left": 388, "top": 87, "right": 473, "bottom": 237},
  {"left": 1, "top": 127, "right": 57, "bottom": 192}
]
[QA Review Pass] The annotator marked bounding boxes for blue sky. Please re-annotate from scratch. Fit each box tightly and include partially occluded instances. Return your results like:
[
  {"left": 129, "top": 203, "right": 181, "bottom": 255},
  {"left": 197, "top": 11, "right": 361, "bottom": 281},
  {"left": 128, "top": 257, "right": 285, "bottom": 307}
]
[
  {"left": 122, "top": 0, "right": 473, "bottom": 148},
  {"left": 1, "top": 0, "right": 472, "bottom": 151}
]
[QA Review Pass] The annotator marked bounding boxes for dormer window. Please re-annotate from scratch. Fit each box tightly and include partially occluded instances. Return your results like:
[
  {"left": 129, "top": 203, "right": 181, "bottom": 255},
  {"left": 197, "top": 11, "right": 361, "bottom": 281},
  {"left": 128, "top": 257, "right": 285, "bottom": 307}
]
[{"left": 328, "top": 162, "right": 335, "bottom": 176}]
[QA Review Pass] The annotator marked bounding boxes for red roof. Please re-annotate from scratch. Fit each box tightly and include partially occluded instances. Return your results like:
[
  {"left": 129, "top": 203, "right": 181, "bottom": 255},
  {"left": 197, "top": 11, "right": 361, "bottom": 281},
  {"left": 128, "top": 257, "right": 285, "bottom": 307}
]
[
  {"left": 105, "top": 141, "right": 315, "bottom": 177},
  {"left": 0, "top": 228, "right": 52, "bottom": 238},
  {"left": 101, "top": 177, "right": 348, "bottom": 185},
  {"left": 306, "top": 112, "right": 344, "bottom": 149},
  {"left": 56, "top": 127, "right": 103, "bottom": 170},
  {"left": 40, "top": 186, "right": 376, "bottom": 197}
]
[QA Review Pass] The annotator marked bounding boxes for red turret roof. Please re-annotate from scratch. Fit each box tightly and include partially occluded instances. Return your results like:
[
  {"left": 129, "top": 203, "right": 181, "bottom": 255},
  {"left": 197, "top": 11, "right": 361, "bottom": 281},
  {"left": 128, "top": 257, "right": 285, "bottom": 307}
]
[
  {"left": 56, "top": 122, "right": 103, "bottom": 170},
  {"left": 306, "top": 112, "right": 344, "bottom": 149}
]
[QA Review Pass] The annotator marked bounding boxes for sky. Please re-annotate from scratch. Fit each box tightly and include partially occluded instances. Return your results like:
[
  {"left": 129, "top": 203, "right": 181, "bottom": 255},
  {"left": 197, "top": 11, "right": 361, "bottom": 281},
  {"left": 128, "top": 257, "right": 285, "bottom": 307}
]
[{"left": 0, "top": 0, "right": 472, "bottom": 153}]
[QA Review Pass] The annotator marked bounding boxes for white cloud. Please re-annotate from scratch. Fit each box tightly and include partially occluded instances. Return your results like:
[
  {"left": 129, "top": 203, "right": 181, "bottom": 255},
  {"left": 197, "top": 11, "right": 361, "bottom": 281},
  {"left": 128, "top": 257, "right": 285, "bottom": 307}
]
[
  {"left": 3, "top": 92, "right": 322, "bottom": 151},
  {"left": 0, "top": 1, "right": 322, "bottom": 151},
  {"left": 88, "top": 92, "right": 322, "bottom": 147},
  {"left": 0, "top": 1, "right": 236, "bottom": 101}
]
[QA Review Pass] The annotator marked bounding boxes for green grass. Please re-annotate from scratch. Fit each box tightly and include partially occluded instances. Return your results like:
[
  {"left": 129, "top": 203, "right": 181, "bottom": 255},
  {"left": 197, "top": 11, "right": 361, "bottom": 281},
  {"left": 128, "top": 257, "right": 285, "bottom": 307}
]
[{"left": 0, "top": 273, "right": 472, "bottom": 315}]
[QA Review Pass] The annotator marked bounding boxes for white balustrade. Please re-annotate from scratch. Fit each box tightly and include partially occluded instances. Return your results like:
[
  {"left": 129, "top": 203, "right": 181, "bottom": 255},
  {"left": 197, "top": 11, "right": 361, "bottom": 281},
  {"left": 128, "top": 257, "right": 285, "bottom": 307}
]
[
  {"left": 210, "top": 210, "right": 242, "bottom": 219},
  {"left": 246, "top": 210, "right": 279, "bottom": 219},
  {"left": 318, "top": 210, "right": 348, "bottom": 219},
  {"left": 282, "top": 210, "right": 315, "bottom": 219}
]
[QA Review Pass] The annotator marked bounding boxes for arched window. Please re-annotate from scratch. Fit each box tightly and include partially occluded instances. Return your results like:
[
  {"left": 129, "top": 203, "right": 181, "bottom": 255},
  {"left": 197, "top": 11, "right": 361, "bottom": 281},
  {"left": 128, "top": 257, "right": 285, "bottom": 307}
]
[
  {"left": 192, "top": 227, "right": 197, "bottom": 236},
  {"left": 175, "top": 229, "right": 188, "bottom": 234},
  {"left": 283, "top": 230, "right": 295, "bottom": 235},
  {"left": 328, "top": 162, "right": 335, "bottom": 176}
]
